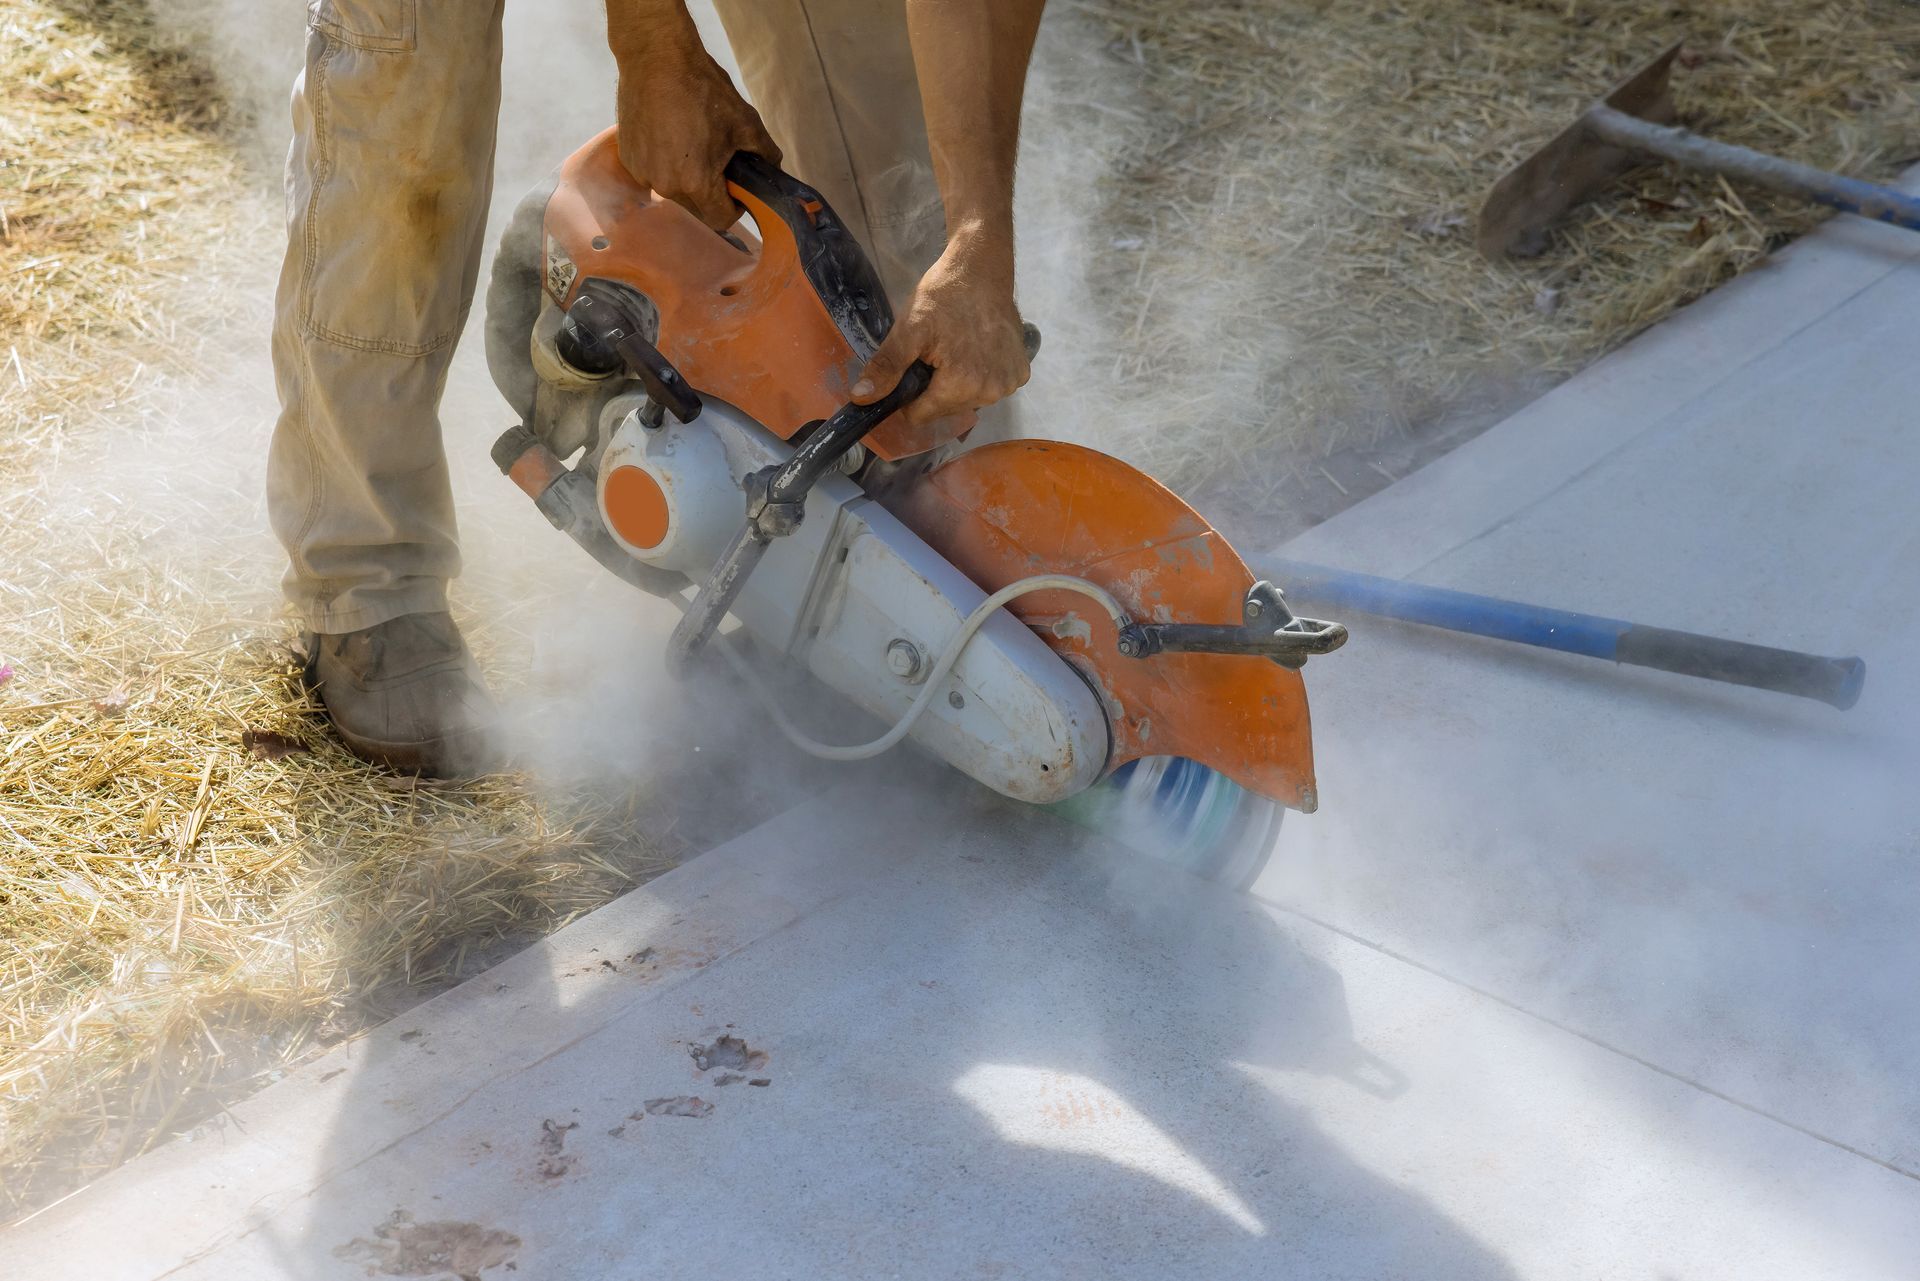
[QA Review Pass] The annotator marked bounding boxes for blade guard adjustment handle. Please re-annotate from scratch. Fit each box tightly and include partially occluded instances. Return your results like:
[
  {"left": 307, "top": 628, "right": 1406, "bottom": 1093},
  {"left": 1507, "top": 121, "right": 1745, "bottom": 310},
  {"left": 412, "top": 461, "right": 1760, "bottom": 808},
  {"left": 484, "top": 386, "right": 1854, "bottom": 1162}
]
[
  {"left": 1116, "top": 581, "right": 1349, "bottom": 669},
  {"left": 564, "top": 278, "right": 703, "bottom": 423}
]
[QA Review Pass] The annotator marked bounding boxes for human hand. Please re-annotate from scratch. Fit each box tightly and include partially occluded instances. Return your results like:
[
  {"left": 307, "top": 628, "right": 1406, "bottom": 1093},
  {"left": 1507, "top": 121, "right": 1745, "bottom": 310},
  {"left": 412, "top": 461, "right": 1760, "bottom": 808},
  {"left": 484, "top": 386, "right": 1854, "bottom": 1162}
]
[
  {"left": 613, "top": 28, "right": 781, "bottom": 231},
  {"left": 850, "top": 227, "right": 1030, "bottom": 428}
]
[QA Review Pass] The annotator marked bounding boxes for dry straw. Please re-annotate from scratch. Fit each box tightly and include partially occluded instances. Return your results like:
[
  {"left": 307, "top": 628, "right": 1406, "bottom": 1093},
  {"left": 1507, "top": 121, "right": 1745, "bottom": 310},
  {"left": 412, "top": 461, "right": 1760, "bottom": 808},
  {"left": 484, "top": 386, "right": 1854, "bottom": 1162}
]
[{"left": 1028, "top": 0, "right": 1920, "bottom": 519}]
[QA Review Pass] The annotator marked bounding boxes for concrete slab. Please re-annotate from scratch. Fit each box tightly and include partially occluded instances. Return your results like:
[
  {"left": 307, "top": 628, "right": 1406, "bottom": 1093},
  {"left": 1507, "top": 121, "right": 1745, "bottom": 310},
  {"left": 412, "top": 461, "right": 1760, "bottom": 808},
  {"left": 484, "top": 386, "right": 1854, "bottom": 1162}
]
[
  {"left": 9, "top": 790, "right": 1917, "bottom": 1280},
  {"left": 1266, "top": 198, "right": 1920, "bottom": 1179}
]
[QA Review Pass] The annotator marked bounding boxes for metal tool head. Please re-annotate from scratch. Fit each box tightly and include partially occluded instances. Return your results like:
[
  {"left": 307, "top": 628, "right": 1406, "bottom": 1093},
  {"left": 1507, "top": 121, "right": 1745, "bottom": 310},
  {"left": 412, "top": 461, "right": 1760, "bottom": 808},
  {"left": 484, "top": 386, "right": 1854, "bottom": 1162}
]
[{"left": 1477, "top": 43, "right": 1683, "bottom": 259}]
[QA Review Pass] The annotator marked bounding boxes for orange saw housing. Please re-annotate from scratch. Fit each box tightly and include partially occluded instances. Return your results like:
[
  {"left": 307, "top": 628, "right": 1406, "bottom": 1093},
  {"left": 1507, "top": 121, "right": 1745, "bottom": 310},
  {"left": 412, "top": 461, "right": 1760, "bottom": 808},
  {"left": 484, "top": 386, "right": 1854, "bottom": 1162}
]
[
  {"left": 541, "top": 133, "right": 1320, "bottom": 810},
  {"left": 544, "top": 128, "right": 962, "bottom": 461},
  {"left": 895, "top": 442, "right": 1318, "bottom": 810}
]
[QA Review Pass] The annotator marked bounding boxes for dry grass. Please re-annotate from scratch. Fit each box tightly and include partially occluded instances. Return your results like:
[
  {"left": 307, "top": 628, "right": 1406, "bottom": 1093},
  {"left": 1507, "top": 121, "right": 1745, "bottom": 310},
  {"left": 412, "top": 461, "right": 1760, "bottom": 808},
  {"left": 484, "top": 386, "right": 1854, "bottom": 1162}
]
[
  {"left": 0, "top": 0, "right": 666, "bottom": 1220},
  {"left": 1026, "top": 0, "right": 1920, "bottom": 515},
  {"left": 0, "top": 0, "right": 243, "bottom": 493}
]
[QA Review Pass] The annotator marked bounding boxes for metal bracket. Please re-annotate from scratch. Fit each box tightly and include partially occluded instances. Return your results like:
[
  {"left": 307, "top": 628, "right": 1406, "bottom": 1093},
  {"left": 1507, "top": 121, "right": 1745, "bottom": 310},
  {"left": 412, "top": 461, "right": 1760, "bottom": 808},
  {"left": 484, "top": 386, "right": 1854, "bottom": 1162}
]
[
  {"left": 565, "top": 278, "right": 703, "bottom": 424},
  {"left": 666, "top": 364, "right": 937, "bottom": 674},
  {"left": 664, "top": 310, "right": 1048, "bottom": 674},
  {"left": 1116, "top": 581, "right": 1347, "bottom": 670}
]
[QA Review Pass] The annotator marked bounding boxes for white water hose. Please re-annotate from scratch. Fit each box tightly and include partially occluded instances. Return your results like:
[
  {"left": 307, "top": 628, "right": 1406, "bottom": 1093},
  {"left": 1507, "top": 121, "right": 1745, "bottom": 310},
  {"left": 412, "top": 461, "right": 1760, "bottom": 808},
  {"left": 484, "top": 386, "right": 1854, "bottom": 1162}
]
[{"left": 689, "top": 573, "right": 1130, "bottom": 762}]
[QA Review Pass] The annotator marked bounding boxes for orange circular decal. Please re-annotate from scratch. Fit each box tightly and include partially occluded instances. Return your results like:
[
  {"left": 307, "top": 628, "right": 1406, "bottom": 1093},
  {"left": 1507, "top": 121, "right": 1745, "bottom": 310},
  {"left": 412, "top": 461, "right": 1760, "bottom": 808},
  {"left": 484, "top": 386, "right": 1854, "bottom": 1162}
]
[{"left": 603, "top": 464, "right": 671, "bottom": 550}]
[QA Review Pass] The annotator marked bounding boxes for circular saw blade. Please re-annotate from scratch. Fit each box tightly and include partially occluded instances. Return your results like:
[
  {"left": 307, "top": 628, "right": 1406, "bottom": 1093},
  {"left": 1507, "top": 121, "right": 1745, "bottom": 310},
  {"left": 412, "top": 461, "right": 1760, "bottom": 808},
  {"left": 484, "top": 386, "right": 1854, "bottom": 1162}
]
[{"left": 1047, "top": 757, "right": 1282, "bottom": 891}]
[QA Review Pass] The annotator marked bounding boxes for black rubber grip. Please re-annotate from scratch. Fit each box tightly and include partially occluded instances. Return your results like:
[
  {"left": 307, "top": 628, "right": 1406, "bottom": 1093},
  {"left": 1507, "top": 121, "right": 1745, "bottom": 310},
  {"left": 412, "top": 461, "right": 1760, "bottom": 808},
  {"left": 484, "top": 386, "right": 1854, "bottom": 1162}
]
[
  {"left": 1614, "top": 625, "right": 1866, "bottom": 711},
  {"left": 1021, "top": 322, "right": 1042, "bottom": 361},
  {"left": 724, "top": 151, "right": 893, "bottom": 355}
]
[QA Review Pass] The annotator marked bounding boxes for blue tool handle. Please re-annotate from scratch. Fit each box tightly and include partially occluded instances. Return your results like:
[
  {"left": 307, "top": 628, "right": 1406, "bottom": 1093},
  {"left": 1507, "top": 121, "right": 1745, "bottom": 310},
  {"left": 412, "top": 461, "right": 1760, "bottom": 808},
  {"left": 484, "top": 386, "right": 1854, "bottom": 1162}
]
[{"left": 1267, "top": 560, "right": 1865, "bottom": 710}]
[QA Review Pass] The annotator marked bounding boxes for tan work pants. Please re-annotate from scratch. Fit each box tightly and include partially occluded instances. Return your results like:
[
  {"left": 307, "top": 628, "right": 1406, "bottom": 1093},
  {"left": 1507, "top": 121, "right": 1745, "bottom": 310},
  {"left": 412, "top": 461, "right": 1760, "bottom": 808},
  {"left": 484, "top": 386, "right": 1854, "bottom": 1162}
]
[{"left": 270, "top": 0, "right": 944, "bottom": 632}]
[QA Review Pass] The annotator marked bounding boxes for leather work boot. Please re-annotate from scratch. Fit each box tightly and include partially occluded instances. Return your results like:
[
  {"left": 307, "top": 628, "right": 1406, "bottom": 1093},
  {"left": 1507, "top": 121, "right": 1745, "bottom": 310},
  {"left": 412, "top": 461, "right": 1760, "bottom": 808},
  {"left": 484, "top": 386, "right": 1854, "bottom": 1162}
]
[{"left": 303, "top": 613, "right": 500, "bottom": 778}]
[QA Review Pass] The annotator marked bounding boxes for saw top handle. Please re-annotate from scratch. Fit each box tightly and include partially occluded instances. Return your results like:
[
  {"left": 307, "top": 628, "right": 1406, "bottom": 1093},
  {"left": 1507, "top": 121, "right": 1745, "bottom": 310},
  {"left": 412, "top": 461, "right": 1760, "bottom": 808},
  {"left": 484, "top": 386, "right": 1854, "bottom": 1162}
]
[
  {"left": 723, "top": 152, "right": 894, "bottom": 360},
  {"left": 721, "top": 152, "right": 1043, "bottom": 370}
]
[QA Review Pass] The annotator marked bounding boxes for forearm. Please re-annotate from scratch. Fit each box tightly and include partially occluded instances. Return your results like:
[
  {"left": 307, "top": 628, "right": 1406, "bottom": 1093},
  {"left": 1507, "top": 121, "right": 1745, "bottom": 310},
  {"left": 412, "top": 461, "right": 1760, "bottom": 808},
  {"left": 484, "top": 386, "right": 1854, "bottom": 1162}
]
[
  {"left": 603, "top": 0, "right": 779, "bottom": 228},
  {"left": 605, "top": 0, "right": 701, "bottom": 69},
  {"left": 905, "top": 0, "right": 1046, "bottom": 276},
  {"left": 851, "top": 1, "right": 1043, "bottom": 419}
]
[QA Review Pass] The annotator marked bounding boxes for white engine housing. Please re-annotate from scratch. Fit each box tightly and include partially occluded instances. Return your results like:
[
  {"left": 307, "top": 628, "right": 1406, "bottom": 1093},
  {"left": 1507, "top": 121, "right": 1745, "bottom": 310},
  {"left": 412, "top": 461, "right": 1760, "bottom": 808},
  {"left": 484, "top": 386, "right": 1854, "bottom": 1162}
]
[
  {"left": 598, "top": 417, "right": 738, "bottom": 574},
  {"left": 594, "top": 395, "right": 1111, "bottom": 804}
]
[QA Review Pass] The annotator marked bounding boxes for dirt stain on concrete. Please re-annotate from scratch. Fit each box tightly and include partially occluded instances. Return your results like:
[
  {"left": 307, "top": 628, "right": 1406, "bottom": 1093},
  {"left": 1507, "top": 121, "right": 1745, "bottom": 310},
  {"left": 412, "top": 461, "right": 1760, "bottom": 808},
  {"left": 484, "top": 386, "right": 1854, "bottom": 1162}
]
[
  {"left": 690, "top": 1035, "right": 768, "bottom": 1073},
  {"left": 333, "top": 1208, "right": 520, "bottom": 1280},
  {"left": 535, "top": 1117, "right": 579, "bottom": 1181}
]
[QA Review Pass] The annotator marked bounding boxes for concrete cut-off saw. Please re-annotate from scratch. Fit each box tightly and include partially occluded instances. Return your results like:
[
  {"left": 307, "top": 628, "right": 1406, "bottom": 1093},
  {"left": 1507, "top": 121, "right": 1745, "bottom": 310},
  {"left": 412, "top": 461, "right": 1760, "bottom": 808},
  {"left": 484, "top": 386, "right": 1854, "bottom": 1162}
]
[{"left": 485, "top": 132, "right": 1347, "bottom": 890}]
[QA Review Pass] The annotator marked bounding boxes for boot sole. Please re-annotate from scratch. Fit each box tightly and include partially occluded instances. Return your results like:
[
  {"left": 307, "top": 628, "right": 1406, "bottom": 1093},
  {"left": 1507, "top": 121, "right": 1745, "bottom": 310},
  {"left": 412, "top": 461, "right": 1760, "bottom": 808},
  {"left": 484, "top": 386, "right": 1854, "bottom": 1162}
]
[
  {"left": 302, "top": 644, "right": 498, "bottom": 780},
  {"left": 330, "top": 722, "right": 498, "bottom": 780}
]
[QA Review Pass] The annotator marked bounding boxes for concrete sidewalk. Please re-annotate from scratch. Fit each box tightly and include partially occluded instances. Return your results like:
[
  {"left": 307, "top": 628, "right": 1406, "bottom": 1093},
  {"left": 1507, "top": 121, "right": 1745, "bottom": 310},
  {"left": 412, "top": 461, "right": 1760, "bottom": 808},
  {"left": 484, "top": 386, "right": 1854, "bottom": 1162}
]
[
  {"left": 1268, "top": 194, "right": 1920, "bottom": 1183},
  {"left": 11, "top": 182, "right": 1920, "bottom": 1281},
  {"left": 8, "top": 789, "right": 1915, "bottom": 1279}
]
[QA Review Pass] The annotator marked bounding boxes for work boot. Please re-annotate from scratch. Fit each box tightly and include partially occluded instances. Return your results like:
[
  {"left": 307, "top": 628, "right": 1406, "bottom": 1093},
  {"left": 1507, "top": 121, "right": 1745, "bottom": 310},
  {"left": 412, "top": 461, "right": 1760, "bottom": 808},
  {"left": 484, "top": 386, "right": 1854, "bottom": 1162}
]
[{"left": 303, "top": 612, "right": 499, "bottom": 778}]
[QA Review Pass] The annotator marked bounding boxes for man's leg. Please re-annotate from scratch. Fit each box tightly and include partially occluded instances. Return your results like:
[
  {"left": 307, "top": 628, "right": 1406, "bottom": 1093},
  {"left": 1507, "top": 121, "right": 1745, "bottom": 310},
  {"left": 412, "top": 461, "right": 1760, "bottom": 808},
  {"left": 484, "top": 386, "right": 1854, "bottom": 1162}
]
[
  {"left": 269, "top": 0, "right": 506, "bottom": 773},
  {"left": 708, "top": 0, "right": 945, "bottom": 306}
]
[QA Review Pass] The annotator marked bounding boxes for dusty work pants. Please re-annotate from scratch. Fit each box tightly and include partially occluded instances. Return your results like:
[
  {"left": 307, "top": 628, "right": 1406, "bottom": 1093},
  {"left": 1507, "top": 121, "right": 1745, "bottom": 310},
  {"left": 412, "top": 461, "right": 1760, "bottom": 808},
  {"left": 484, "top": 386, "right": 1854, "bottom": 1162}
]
[{"left": 270, "top": 0, "right": 944, "bottom": 632}]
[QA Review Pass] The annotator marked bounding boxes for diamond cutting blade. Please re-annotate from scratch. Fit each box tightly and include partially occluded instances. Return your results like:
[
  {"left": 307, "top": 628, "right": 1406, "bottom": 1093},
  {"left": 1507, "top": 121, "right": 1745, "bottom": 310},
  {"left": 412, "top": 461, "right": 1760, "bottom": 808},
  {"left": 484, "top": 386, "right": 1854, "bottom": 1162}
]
[{"left": 1047, "top": 757, "right": 1282, "bottom": 891}]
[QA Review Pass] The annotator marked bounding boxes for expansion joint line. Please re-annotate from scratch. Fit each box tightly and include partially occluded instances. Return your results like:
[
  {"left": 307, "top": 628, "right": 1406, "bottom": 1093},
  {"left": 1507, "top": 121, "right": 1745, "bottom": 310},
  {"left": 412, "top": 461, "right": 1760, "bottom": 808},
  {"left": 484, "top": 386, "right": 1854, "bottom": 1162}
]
[{"left": 1258, "top": 895, "right": 1920, "bottom": 1186}]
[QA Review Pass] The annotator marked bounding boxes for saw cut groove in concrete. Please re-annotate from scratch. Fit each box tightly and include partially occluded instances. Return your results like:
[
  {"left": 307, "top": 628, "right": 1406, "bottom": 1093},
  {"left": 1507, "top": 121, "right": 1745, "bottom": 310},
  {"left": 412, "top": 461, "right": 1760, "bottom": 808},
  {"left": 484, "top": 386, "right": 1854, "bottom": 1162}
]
[{"left": 1268, "top": 896, "right": 1920, "bottom": 1185}]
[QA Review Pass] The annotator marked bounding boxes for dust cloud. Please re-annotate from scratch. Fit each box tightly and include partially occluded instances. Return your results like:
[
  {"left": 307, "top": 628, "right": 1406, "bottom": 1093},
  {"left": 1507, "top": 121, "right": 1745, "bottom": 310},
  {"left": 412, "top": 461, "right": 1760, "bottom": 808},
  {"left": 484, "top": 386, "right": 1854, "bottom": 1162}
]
[
  {"left": 1008, "top": 13, "right": 1292, "bottom": 499},
  {"left": 34, "top": 2, "right": 1914, "bottom": 1257}
]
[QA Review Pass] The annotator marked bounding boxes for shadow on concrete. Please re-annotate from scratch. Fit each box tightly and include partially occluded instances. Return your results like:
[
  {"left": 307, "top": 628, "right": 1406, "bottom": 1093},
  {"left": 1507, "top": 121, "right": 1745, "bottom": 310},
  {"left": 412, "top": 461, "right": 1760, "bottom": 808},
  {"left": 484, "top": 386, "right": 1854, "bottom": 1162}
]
[{"left": 256, "top": 788, "right": 1517, "bottom": 1279}]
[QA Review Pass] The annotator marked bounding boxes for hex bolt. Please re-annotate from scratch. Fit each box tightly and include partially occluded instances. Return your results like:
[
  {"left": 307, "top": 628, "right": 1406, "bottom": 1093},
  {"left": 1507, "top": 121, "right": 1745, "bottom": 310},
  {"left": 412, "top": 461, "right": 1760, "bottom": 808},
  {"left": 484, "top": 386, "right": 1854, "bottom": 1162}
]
[
  {"left": 885, "top": 638, "right": 926, "bottom": 684},
  {"left": 1246, "top": 598, "right": 1264, "bottom": 619}
]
